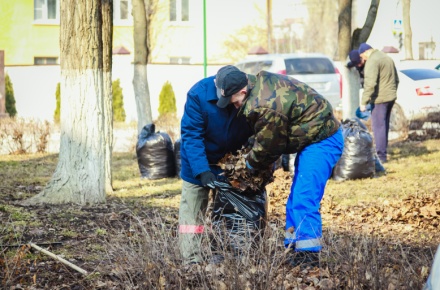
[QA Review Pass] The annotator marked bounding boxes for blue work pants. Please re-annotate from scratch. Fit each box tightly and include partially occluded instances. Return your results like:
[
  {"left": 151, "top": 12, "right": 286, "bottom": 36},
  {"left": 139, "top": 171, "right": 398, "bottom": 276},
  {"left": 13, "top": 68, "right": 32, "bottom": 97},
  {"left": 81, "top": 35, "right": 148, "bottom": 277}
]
[
  {"left": 284, "top": 128, "right": 344, "bottom": 252},
  {"left": 371, "top": 101, "right": 395, "bottom": 162}
]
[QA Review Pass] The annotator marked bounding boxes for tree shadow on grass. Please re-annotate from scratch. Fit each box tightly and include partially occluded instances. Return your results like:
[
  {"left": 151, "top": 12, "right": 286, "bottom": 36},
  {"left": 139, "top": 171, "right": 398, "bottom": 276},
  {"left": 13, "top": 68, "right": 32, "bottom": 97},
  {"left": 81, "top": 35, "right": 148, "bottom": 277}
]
[{"left": 389, "top": 140, "right": 439, "bottom": 159}]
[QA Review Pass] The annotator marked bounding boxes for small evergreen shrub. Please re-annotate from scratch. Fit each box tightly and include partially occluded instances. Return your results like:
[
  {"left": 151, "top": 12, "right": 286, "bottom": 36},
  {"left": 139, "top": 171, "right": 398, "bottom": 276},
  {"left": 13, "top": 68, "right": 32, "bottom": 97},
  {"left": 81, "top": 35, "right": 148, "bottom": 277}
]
[
  {"left": 5, "top": 74, "right": 17, "bottom": 117},
  {"left": 112, "top": 79, "right": 126, "bottom": 122},
  {"left": 158, "top": 81, "right": 177, "bottom": 117},
  {"left": 53, "top": 80, "right": 126, "bottom": 123},
  {"left": 54, "top": 82, "right": 61, "bottom": 123}
]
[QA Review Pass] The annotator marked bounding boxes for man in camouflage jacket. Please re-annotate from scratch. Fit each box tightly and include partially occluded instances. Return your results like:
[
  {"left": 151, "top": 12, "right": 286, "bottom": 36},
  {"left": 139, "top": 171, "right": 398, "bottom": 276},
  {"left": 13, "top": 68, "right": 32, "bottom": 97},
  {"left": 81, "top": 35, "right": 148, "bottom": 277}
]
[{"left": 216, "top": 68, "right": 344, "bottom": 267}]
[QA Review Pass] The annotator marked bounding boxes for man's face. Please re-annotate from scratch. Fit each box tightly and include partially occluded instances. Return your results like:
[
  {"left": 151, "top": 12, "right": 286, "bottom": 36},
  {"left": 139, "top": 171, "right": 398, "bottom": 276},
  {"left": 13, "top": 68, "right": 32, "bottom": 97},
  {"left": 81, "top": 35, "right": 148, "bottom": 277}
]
[
  {"left": 230, "top": 89, "right": 247, "bottom": 109},
  {"left": 360, "top": 52, "right": 368, "bottom": 62}
]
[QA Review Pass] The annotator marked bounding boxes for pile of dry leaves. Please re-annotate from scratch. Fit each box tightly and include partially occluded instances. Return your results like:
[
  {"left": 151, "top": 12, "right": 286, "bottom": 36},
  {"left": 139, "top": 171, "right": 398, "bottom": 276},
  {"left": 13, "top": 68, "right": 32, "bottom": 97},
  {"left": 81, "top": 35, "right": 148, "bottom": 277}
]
[{"left": 217, "top": 147, "right": 274, "bottom": 191}]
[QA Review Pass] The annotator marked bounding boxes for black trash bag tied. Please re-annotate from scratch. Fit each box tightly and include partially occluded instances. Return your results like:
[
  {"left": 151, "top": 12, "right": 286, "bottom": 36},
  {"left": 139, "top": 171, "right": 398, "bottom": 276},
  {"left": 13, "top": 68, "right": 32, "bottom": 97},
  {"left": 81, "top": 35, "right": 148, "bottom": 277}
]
[
  {"left": 332, "top": 118, "right": 376, "bottom": 181},
  {"left": 136, "top": 123, "right": 176, "bottom": 180},
  {"left": 210, "top": 181, "right": 267, "bottom": 255}
]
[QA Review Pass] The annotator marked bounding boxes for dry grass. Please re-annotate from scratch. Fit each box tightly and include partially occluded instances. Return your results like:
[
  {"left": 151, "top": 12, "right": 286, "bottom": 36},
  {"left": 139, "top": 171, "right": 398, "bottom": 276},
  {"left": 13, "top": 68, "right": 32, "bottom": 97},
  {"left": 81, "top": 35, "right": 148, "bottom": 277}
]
[
  {"left": 0, "top": 136, "right": 439, "bottom": 289},
  {"left": 325, "top": 139, "right": 440, "bottom": 206}
]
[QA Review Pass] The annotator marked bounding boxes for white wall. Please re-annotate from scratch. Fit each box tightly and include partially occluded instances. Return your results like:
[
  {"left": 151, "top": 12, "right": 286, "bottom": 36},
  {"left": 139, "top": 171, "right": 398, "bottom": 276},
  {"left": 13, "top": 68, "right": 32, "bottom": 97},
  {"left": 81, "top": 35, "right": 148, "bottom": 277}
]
[{"left": 6, "top": 57, "right": 223, "bottom": 123}]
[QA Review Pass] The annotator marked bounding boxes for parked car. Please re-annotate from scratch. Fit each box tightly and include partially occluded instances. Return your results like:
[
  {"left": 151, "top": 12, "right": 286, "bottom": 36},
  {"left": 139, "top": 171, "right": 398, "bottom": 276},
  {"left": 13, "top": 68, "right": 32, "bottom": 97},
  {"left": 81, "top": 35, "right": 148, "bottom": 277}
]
[
  {"left": 234, "top": 53, "right": 342, "bottom": 109},
  {"left": 390, "top": 68, "right": 440, "bottom": 138}
]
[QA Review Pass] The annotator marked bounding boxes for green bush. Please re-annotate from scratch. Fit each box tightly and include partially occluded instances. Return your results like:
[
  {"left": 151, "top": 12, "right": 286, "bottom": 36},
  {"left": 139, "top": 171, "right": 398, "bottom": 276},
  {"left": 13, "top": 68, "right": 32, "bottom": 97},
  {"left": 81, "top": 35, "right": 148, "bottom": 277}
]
[
  {"left": 53, "top": 80, "right": 126, "bottom": 123},
  {"left": 54, "top": 82, "right": 60, "bottom": 123},
  {"left": 5, "top": 74, "right": 17, "bottom": 117},
  {"left": 158, "top": 81, "right": 176, "bottom": 117},
  {"left": 112, "top": 79, "right": 126, "bottom": 122}
]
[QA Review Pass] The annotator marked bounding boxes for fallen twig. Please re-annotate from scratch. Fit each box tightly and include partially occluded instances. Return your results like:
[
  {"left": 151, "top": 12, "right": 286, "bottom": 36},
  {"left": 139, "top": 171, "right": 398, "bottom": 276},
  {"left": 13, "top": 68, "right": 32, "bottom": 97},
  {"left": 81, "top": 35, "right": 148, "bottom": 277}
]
[
  {"left": 0, "top": 242, "right": 63, "bottom": 248},
  {"left": 29, "top": 242, "right": 88, "bottom": 275}
]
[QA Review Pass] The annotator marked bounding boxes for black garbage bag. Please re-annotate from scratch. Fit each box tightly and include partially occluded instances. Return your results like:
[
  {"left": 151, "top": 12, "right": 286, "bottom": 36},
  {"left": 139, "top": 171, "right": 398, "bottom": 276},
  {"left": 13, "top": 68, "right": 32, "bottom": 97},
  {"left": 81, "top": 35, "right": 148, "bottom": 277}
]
[
  {"left": 136, "top": 123, "right": 176, "bottom": 179},
  {"left": 210, "top": 181, "right": 267, "bottom": 255},
  {"left": 332, "top": 119, "right": 375, "bottom": 181},
  {"left": 352, "top": 118, "right": 386, "bottom": 174},
  {"left": 174, "top": 138, "right": 181, "bottom": 178}
]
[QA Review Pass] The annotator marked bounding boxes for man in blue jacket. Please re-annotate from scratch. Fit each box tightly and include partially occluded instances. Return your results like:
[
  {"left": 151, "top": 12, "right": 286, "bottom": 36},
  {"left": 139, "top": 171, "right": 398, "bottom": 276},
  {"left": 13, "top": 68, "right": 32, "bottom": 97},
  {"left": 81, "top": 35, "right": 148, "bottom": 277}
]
[{"left": 178, "top": 65, "right": 253, "bottom": 265}]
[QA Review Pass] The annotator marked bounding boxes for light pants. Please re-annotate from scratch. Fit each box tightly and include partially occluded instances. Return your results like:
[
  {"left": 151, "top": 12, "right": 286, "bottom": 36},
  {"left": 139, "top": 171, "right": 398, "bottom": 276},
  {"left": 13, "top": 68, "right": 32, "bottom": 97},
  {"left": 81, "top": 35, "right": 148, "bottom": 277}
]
[
  {"left": 178, "top": 180, "right": 209, "bottom": 264},
  {"left": 284, "top": 128, "right": 344, "bottom": 252}
]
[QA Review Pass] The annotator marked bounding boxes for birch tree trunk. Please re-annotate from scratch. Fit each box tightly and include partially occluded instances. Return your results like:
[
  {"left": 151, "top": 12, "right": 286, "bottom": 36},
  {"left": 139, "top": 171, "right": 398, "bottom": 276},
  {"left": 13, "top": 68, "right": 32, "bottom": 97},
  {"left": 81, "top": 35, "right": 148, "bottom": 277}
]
[
  {"left": 133, "top": 0, "right": 153, "bottom": 134},
  {"left": 102, "top": 0, "right": 114, "bottom": 194},
  {"left": 23, "top": 0, "right": 113, "bottom": 205},
  {"left": 402, "top": 0, "right": 413, "bottom": 60}
]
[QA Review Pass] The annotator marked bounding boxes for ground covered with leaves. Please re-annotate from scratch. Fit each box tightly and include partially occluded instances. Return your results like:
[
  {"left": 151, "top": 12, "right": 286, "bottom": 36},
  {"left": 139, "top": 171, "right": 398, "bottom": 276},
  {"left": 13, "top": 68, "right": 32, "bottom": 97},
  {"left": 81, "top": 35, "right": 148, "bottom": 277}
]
[{"left": 1, "top": 136, "right": 439, "bottom": 289}]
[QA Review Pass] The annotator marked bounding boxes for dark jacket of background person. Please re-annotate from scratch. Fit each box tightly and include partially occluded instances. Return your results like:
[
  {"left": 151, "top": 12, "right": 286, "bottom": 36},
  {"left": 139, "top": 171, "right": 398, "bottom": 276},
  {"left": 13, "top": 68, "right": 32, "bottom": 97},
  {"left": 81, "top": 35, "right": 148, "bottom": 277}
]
[
  {"left": 180, "top": 75, "right": 253, "bottom": 185},
  {"left": 361, "top": 49, "right": 399, "bottom": 106},
  {"left": 239, "top": 71, "right": 340, "bottom": 169}
]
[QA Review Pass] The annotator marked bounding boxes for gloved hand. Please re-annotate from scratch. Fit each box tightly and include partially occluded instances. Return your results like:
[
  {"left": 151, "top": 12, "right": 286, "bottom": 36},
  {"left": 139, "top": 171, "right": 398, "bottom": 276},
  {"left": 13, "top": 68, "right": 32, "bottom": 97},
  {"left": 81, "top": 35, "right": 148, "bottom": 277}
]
[{"left": 199, "top": 171, "right": 216, "bottom": 188}]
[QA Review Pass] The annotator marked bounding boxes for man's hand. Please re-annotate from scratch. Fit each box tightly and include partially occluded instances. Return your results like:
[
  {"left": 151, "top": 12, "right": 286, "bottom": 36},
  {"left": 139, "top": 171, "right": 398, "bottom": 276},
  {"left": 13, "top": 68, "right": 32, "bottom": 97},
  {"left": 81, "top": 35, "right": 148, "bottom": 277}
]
[
  {"left": 360, "top": 105, "right": 367, "bottom": 112},
  {"left": 199, "top": 171, "right": 216, "bottom": 189}
]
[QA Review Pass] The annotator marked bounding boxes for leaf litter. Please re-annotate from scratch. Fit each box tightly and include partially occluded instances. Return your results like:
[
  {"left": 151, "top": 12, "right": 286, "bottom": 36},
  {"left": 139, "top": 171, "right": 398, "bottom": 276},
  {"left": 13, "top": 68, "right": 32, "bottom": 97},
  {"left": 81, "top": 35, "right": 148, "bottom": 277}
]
[{"left": 1, "top": 138, "right": 440, "bottom": 289}]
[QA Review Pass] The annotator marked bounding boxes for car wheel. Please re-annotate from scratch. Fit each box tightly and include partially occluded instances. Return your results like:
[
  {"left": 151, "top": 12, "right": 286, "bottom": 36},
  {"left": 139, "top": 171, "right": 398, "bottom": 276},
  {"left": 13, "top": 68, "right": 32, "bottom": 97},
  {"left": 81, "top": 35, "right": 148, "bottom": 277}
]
[{"left": 389, "top": 103, "right": 408, "bottom": 141}]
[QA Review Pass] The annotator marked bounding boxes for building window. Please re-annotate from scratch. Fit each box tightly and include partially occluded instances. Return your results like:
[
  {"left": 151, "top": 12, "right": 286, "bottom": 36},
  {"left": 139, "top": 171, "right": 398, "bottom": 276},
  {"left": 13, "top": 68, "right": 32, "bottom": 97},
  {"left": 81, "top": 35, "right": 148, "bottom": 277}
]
[
  {"left": 170, "top": 0, "right": 189, "bottom": 22},
  {"left": 34, "top": 57, "right": 58, "bottom": 65},
  {"left": 114, "top": 0, "right": 133, "bottom": 26},
  {"left": 34, "top": 0, "right": 59, "bottom": 24}
]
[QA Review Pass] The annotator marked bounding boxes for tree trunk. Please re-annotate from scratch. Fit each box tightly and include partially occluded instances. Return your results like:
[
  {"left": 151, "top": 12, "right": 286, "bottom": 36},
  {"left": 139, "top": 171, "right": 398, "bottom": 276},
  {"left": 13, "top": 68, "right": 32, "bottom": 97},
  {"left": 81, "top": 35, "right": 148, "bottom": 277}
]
[
  {"left": 338, "top": 0, "right": 380, "bottom": 120},
  {"left": 402, "top": 0, "right": 413, "bottom": 60},
  {"left": 338, "top": 0, "right": 352, "bottom": 61},
  {"left": 338, "top": 0, "right": 359, "bottom": 120},
  {"left": 23, "top": 0, "right": 112, "bottom": 205},
  {"left": 351, "top": 0, "right": 380, "bottom": 49},
  {"left": 102, "top": 0, "right": 114, "bottom": 194},
  {"left": 133, "top": 0, "right": 153, "bottom": 134}
]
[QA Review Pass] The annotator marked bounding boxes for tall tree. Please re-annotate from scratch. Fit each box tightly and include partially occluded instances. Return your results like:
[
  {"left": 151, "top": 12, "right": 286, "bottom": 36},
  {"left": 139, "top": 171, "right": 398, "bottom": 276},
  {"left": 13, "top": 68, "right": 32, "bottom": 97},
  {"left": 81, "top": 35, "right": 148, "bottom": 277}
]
[
  {"left": 338, "top": 0, "right": 352, "bottom": 62},
  {"left": 102, "top": 0, "right": 114, "bottom": 194},
  {"left": 402, "top": 0, "right": 413, "bottom": 59},
  {"left": 132, "top": 0, "right": 154, "bottom": 133},
  {"left": 338, "top": 0, "right": 380, "bottom": 119},
  {"left": 24, "top": 0, "right": 113, "bottom": 205},
  {"left": 350, "top": 0, "right": 380, "bottom": 50}
]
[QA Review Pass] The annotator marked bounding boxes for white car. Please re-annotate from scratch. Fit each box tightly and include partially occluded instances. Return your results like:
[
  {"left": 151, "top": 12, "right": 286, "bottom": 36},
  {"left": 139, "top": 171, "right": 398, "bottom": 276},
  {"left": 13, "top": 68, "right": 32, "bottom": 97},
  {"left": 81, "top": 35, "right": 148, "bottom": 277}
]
[
  {"left": 390, "top": 68, "right": 440, "bottom": 137},
  {"left": 234, "top": 53, "right": 342, "bottom": 109}
]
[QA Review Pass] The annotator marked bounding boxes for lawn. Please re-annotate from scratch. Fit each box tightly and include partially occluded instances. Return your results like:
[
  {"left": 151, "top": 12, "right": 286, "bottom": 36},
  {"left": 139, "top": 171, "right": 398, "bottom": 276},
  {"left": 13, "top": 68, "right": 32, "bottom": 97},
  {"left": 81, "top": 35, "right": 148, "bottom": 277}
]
[{"left": 0, "top": 137, "right": 439, "bottom": 289}]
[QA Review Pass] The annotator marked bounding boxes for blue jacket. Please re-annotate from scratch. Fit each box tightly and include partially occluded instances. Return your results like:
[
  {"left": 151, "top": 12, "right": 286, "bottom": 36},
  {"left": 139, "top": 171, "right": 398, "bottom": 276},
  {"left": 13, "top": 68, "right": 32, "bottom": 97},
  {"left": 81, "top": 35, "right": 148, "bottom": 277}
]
[{"left": 180, "top": 75, "right": 253, "bottom": 185}]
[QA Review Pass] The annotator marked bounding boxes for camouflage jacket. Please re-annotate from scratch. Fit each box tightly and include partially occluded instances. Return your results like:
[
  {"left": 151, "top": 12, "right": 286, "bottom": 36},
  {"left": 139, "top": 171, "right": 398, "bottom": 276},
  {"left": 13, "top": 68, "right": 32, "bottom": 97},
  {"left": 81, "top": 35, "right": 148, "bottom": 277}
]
[{"left": 239, "top": 71, "right": 340, "bottom": 169}]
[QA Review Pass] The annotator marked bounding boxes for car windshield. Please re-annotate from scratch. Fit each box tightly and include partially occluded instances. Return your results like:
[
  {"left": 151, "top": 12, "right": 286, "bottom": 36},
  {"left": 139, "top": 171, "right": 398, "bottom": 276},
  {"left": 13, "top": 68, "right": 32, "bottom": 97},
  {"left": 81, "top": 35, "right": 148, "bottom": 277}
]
[
  {"left": 284, "top": 58, "right": 334, "bottom": 75},
  {"left": 400, "top": 69, "right": 440, "bottom": 81}
]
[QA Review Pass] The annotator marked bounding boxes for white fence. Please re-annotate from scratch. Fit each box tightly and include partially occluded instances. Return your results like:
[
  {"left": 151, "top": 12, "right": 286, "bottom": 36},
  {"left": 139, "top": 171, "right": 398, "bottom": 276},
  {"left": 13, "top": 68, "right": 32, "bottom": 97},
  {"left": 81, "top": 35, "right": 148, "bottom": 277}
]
[{"left": 5, "top": 55, "right": 223, "bottom": 123}]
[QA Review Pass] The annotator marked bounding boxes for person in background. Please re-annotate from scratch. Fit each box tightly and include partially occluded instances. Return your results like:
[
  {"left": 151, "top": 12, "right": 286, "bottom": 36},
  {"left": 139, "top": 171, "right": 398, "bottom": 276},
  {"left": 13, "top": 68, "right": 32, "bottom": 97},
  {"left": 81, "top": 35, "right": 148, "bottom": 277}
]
[
  {"left": 178, "top": 65, "right": 253, "bottom": 265},
  {"left": 216, "top": 67, "right": 344, "bottom": 268},
  {"left": 347, "top": 49, "right": 365, "bottom": 87},
  {"left": 358, "top": 42, "right": 399, "bottom": 163}
]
